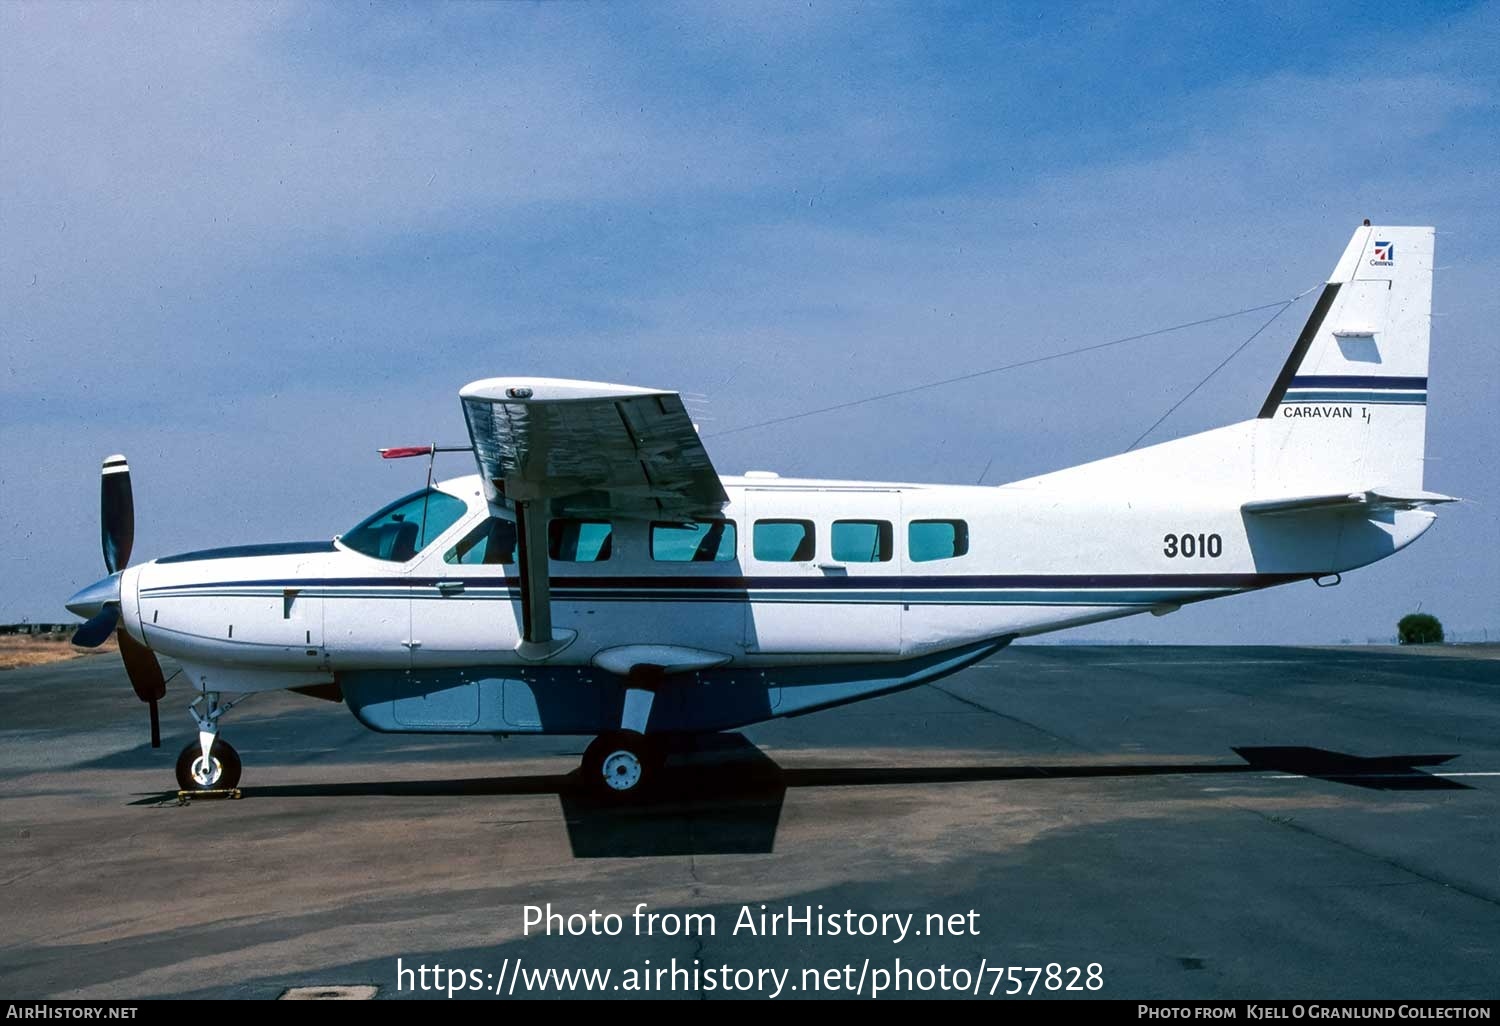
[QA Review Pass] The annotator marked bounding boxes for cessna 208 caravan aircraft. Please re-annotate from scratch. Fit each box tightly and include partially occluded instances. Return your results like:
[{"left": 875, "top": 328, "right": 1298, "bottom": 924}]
[{"left": 66, "top": 223, "right": 1453, "bottom": 799}]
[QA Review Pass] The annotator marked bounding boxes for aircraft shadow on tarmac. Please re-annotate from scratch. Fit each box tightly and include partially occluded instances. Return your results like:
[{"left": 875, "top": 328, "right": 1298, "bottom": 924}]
[
  {"left": 129, "top": 737, "right": 1467, "bottom": 859},
  {"left": 1230, "top": 746, "right": 1468, "bottom": 792}
]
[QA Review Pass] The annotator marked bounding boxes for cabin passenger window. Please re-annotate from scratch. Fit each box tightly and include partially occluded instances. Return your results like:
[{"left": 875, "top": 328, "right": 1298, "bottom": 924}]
[
  {"left": 651, "top": 521, "right": 737, "bottom": 562},
  {"left": 908, "top": 519, "right": 969, "bottom": 562},
  {"left": 753, "top": 519, "right": 815, "bottom": 562},
  {"left": 832, "top": 520, "right": 893, "bottom": 562},
  {"left": 444, "top": 517, "right": 517, "bottom": 565},
  {"left": 549, "top": 519, "right": 613, "bottom": 562}
]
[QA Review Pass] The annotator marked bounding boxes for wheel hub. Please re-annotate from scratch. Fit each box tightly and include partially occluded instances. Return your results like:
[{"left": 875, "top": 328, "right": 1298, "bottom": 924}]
[
  {"left": 601, "top": 749, "right": 643, "bottom": 791},
  {"left": 190, "top": 755, "right": 222, "bottom": 788}
]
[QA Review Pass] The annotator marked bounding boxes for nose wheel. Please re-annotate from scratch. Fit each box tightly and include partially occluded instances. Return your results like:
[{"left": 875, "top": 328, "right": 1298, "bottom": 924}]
[
  {"left": 177, "top": 691, "right": 243, "bottom": 792},
  {"left": 582, "top": 731, "right": 662, "bottom": 800},
  {"left": 175, "top": 738, "right": 241, "bottom": 791}
]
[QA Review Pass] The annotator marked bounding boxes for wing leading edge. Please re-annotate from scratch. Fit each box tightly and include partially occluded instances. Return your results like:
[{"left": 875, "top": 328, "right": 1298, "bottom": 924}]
[{"left": 459, "top": 377, "right": 728, "bottom": 520}]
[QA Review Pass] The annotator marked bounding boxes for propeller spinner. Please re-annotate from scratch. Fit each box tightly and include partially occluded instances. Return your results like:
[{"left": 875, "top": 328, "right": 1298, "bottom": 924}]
[{"left": 65, "top": 455, "right": 167, "bottom": 747}]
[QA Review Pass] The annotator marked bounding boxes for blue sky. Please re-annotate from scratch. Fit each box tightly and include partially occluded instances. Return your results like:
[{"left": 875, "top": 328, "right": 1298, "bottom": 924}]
[{"left": 2, "top": 1, "right": 1497, "bottom": 641}]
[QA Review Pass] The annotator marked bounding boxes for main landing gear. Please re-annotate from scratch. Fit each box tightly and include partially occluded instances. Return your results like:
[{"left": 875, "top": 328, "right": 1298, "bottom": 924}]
[
  {"left": 581, "top": 731, "right": 664, "bottom": 800},
  {"left": 580, "top": 665, "right": 667, "bottom": 801},
  {"left": 174, "top": 692, "right": 243, "bottom": 792}
]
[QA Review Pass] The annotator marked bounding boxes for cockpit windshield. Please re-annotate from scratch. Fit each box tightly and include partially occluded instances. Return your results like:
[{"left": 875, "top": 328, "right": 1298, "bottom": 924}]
[{"left": 339, "top": 488, "right": 469, "bottom": 562}]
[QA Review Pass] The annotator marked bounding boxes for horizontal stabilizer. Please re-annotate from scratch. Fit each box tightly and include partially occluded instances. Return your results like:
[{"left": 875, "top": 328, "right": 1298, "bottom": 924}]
[{"left": 1242, "top": 488, "right": 1457, "bottom": 517}]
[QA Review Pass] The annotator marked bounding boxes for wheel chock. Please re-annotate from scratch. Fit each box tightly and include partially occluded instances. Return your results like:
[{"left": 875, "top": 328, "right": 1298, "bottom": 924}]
[{"left": 176, "top": 788, "right": 243, "bottom": 805}]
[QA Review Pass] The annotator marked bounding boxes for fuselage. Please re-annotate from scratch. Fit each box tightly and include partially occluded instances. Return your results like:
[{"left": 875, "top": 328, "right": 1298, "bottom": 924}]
[{"left": 112, "top": 466, "right": 1435, "bottom": 698}]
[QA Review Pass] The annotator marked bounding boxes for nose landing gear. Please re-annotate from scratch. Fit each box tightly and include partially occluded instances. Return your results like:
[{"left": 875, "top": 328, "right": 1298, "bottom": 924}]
[
  {"left": 175, "top": 692, "right": 243, "bottom": 792},
  {"left": 175, "top": 737, "right": 241, "bottom": 791}
]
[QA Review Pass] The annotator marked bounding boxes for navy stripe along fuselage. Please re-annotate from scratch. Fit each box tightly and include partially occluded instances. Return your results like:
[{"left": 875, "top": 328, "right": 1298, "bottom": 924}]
[{"left": 142, "top": 571, "right": 1310, "bottom": 595}]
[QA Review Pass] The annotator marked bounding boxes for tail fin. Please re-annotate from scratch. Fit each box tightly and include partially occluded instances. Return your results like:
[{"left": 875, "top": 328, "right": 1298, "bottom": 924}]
[{"left": 1258, "top": 224, "right": 1434, "bottom": 493}]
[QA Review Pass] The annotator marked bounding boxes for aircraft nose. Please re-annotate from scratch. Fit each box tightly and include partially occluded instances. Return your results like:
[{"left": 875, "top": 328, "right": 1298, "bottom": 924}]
[{"left": 65, "top": 572, "right": 122, "bottom": 619}]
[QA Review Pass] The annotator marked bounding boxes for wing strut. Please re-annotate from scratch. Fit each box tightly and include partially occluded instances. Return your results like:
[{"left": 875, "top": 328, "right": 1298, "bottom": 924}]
[{"left": 514, "top": 501, "right": 552, "bottom": 645}]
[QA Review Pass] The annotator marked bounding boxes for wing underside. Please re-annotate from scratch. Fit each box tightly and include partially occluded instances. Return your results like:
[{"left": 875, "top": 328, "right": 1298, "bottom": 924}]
[
  {"left": 460, "top": 378, "right": 727, "bottom": 520},
  {"left": 459, "top": 378, "right": 728, "bottom": 650}
]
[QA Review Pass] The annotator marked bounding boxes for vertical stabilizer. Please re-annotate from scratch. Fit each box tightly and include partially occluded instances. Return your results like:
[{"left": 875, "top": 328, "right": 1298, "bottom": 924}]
[{"left": 1257, "top": 224, "right": 1434, "bottom": 492}]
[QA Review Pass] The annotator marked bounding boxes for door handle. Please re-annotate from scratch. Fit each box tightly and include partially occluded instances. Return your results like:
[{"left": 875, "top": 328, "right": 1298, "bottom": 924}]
[{"left": 437, "top": 580, "right": 465, "bottom": 595}]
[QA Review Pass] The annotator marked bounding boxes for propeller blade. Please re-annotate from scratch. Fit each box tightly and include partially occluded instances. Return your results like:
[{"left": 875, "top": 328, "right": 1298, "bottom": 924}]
[
  {"left": 88, "top": 454, "right": 164, "bottom": 749},
  {"left": 101, "top": 454, "right": 134, "bottom": 574},
  {"left": 72, "top": 604, "right": 121, "bottom": 648},
  {"left": 117, "top": 629, "right": 166, "bottom": 703},
  {"left": 148, "top": 699, "right": 161, "bottom": 749},
  {"left": 118, "top": 629, "right": 167, "bottom": 750}
]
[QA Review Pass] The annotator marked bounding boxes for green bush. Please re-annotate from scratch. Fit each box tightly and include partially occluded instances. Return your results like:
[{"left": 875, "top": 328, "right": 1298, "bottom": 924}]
[{"left": 1397, "top": 612, "right": 1444, "bottom": 645}]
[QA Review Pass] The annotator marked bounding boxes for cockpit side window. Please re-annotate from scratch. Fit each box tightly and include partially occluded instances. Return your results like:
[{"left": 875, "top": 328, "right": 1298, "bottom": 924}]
[
  {"left": 444, "top": 517, "right": 518, "bottom": 565},
  {"left": 340, "top": 488, "right": 469, "bottom": 562}
]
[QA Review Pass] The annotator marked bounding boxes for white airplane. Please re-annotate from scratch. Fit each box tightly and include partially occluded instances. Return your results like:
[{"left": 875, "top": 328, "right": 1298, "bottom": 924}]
[{"left": 66, "top": 223, "right": 1454, "bottom": 800}]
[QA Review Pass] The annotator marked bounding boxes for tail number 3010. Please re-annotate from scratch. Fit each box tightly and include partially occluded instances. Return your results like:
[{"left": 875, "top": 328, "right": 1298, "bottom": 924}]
[{"left": 1163, "top": 533, "right": 1222, "bottom": 558}]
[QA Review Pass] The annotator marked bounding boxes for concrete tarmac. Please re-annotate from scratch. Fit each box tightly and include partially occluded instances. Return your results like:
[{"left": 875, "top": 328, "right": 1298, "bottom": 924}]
[{"left": 1, "top": 645, "right": 1497, "bottom": 1000}]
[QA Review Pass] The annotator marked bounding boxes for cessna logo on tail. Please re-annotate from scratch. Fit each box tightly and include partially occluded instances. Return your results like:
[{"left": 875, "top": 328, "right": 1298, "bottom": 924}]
[{"left": 1370, "top": 240, "right": 1395, "bottom": 266}]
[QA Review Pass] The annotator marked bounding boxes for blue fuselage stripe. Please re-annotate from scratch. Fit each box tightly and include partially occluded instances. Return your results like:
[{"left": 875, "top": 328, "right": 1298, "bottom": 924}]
[
  {"left": 144, "top": 572, "right": 1303, "bottom": 594},
  {"left": 141, "top": 572, "right": 1306, "bottom": 608}
]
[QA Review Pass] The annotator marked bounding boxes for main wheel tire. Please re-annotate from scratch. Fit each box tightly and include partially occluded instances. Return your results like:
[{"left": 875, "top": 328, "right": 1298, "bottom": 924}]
[
  {"left": 174, "top": 739, "right": 242, "bottom": 791},
  {"left": 581, "top": 731, "right": 661, "bottom": 800}
]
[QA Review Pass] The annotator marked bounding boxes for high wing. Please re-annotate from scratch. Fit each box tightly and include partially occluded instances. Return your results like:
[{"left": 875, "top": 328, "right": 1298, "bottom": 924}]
[
  {"left": 460, "top": 377, "right": 727, "bottom": 520},
  {"left": 1241, "top": 488, "right": 1457, "bottom": 518},
  {"left": 458, "top": 377, "right": 728, "bottom": 654}
]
